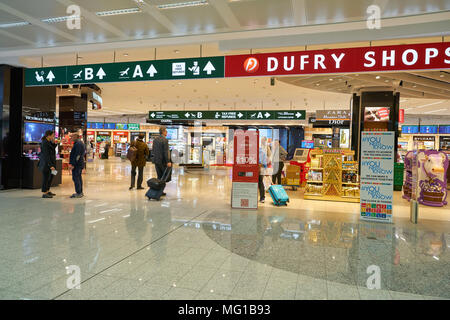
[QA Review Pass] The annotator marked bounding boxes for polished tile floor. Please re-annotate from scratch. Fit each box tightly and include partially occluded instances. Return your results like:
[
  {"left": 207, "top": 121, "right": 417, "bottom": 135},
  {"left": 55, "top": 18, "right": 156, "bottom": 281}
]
[{"left": 0, "top": 158, "right": 449, "bottom": 300}]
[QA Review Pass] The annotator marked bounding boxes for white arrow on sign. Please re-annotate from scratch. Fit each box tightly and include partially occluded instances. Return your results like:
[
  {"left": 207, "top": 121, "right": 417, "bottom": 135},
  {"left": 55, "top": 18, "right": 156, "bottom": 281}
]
[
  {"left": 185, "top": 112, "right": 190, "bottom": 118},
  {"left": 147, "top": 65, "right": 157, "bottom": 77},
  {"left": 203, "top": 61, "right": 215, "bottom": 75},
  {"left": 264, "top": 112, "right": 271, "bottom": 118},
  {"left": 150, "top": 113, "right": 155, "bottom": 118},
  {"left": 238, "top": 112, "right": 243, "bottom": 118},
  {"left": 46, "top": 71, "right": 55, "bottom": 82},
  {"left": 96, "top": 67, "right": 106, "bottom": 79},
  {"left": 295, "top": 112, "right": 302, "bottom": 118}
]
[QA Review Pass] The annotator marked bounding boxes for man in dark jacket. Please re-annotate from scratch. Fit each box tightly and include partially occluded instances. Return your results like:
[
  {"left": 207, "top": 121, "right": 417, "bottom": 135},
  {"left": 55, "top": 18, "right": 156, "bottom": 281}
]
[
  {"left": 130, "top": 133, "right": 149, "bottom": 190},
  {"left": 38, "top": 130, "right": 57, "bottom": 198},
  {"left": 69, "top": 132, "right": 86, "bottom": 198},
  {"left": 152, "top": 126, "right": 172, "bottom": 195}
]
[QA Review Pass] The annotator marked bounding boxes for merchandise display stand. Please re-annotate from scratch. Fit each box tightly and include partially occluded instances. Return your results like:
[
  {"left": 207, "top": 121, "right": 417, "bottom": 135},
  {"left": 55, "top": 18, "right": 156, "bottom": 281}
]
[{"left": 304, "top": 148, "right": 359, "bottom": 203}]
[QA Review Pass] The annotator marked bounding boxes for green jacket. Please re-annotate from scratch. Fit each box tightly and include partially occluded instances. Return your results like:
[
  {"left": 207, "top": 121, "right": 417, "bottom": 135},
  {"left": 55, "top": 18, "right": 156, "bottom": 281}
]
[{"left": 131, "top": 139, "right": 149, "bottom": 168}]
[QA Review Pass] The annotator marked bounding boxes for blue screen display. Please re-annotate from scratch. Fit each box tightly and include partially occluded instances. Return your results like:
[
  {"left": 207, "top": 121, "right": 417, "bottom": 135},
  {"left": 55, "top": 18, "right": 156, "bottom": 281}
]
[
  {"left": 301, "top": 140, "right": 314, "bottom": 149},
  {"left": 420, "top": 125, "right": 438, "bottom": 134},
  {"left": 439, "top": 125, "right": 450, "bottom": 134},
  {"left": 24, "top": 122, "right": 55, "bottom": 143},
  {"left": 166, "top": 128, "right": 178, "bottom": 140},
  {"left": 104, "top": 123, "right": 116, "bottom": 130},
  {"left": 401, "top": 125, "right": 418, "bottom": 134}
]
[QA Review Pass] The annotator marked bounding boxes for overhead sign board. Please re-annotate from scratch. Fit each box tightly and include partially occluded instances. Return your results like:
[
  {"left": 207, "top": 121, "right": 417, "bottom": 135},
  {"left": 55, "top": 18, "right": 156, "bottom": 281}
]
[
  {"left": 148, "top": 110, "right": 305, "bottom": 121},
  {"left": 25, "top": 56, "right": 224, "bottom": 86},
  {"left": 225, "top": 42, "right": 450, "bottom": 77},
  {"left": 26, "top": 42, "right": 450, "bottom": 86}
]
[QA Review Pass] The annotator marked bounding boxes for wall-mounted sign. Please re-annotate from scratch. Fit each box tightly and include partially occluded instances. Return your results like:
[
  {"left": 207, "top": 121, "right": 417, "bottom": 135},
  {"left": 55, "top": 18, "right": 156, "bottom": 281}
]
[
  {"left": 439, "top": 125, "right": 450, "bottom": 134},
  {"left": 413, "top": 136, "right": 435, "bottom": 142},
  {"left": 128, "top": 123, "right": 140, "bottom": 131},
  {"left": 419, "top": 125, "right": 438, "bottom": 134},
  {"left": 116, "top": 123, "right": 128, "bottom": 130},
  {"left": 316, "top": 110, "right": 351, "bottom": 121},
  {"left": 399, "top": 109, "right": 405, "bottom": 123},
  {"left": 148, "top": 110, "right": 305, "bottom": 121},
  {"left": 401, "top": 125, "right": 418, "bottom": 134}
]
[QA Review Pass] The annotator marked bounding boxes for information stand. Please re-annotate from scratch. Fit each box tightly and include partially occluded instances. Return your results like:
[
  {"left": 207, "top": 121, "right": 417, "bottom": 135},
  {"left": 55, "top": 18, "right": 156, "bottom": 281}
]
[
  {"left": 231, "top": 130, "right": 259, "bottom": 209},
  {"left": 360, "top": 132, "right": 395, "bottom": 223}
]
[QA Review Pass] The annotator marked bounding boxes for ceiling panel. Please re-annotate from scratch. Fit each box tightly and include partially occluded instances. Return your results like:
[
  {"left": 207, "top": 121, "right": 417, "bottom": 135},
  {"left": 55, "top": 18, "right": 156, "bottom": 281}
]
[
  {"left": 159, "top": 5, "right": 228, "bottom": 33},
  {"left": 0, "top": 0, "right": 69, "bottom": 20},
  {"left": 3, "top": 25, "right": 72, "bottom": 46},
  {"left": 42, "top": 20, "right": 122, "bottom": 43},
  {"left": 0, "top": 33, "right": 30, "bottom": 48},
  {"left": 230, "top": 0, "right": 295, "bottom": 28},
  {"left": 381, "top": 0, "right": 450, "bottom": 18},
  {"left": 0, "top": 10, "right": 23, "bottom": 24},
  {"left": 305, "top": 0, "right": 368, "bottom": 25},
  {"left": 99, "top": 12, "right": 170, "bottom": 37}
]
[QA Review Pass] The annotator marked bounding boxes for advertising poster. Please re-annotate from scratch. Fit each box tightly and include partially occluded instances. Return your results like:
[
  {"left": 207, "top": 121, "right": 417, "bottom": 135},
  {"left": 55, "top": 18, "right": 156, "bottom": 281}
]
[
  {"left": 231, "top": 130, "right": 259, "bottom": 209},
  {"left": 360, "top": 132, "right": 395, "bottom": 223}
]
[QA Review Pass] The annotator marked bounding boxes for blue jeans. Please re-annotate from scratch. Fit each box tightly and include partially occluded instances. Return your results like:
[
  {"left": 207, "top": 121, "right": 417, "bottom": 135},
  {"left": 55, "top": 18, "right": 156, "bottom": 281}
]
[{"left": 72, "top": 166, "right": 83, "bottom": 194}]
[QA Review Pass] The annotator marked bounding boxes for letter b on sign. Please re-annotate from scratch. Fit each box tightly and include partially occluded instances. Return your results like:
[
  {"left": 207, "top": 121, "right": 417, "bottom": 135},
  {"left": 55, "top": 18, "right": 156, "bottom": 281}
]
[
  {"left": 366, "top": 265, "right": 381, "bottom": 289},
  {"left": 66, "top": 265, "right": 81, "bottom": 289}
]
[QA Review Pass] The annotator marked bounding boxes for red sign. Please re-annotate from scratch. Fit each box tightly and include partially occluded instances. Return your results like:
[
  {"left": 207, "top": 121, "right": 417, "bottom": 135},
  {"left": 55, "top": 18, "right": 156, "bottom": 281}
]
[
  {"left": 399, "top": 109, "right": 405, "bottom": 123},
  {"left": 225, "top": 42, "right": 450, "bottom": 77},
  {"left": 232, "top": 130, "right": 259, "bottom": 183},
  {"left": 87, "top": 131, "right": 95, "bottom": 135}
]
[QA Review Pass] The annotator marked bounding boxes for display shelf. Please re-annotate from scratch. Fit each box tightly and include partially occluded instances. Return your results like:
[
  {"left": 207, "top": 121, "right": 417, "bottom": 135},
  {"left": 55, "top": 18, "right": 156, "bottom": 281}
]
[{"left": 305, "top": 148, "right": 360, "bottom": 203}]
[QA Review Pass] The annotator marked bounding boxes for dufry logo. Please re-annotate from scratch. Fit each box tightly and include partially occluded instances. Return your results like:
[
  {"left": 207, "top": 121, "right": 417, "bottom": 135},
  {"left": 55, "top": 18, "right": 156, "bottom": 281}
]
[
  {"left": 361, "top": 185, "right": 392, "bottom": 200},
  {"left": 362, "top": 136, "right": 394, "bottom": 150},
  {"left": 244, "top": 57, "right": 259, "bottom": 73},
  {"left": 362, "top": 160, "right": 392, "bottom": 175}
]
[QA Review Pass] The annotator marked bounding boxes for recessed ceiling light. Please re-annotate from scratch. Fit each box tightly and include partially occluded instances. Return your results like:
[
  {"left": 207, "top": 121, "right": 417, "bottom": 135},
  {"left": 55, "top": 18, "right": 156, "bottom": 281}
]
[
  {"left": 0, "top": 21, "right": 31, "bottom": 28},
  {"left": 41, "top": 16, "right": 81, "bottom": 23},
  {"left": 439, "top": 74, "right": 444, "bottom": 78},
  {"left": 384, "top": 80, "right": 389, "bottom": 83},
  {"left": 412, "top": 85, "right": 417, "bottom": 88},
  {"left": 316, "top": 83, "right": 320, "bottom": 86},
  {"left": 123, "top": 53, "right": 129, "bottom": 56},
  {"left": 375, "top": 76, "right": 381, "bottom": 79},
  {"left": 174, "top": 50, "right": 180, "bottom": 54},
  {"left": 158, "top": 1, "right": 209, "bottom": 10},
  {"left": 329, "top": 78, "right": 333, "bottom": 81},
  {"left": 96, "top": 8, "right": 141, "bottom": 17}
]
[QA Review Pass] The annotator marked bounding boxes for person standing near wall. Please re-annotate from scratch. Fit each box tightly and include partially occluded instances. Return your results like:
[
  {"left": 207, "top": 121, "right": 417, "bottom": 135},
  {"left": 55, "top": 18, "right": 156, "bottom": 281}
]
[
  {"left": 38, "top": 130, "right": 57, "bottom": 198},
  {"left": 69, "top": 132, "right": 85, "bottom": 198}
]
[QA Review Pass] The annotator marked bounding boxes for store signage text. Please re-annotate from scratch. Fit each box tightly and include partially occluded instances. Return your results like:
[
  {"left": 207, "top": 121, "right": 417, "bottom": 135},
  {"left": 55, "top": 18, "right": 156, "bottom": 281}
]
[{"left": 316, "top": 110, "right": 351, "bottom": 121}]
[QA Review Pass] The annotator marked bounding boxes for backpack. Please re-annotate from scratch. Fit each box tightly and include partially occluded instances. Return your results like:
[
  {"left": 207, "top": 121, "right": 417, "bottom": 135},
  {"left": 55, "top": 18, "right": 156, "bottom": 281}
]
[{"left": 127, "top": 146, "right": 138, "bottom": 162}]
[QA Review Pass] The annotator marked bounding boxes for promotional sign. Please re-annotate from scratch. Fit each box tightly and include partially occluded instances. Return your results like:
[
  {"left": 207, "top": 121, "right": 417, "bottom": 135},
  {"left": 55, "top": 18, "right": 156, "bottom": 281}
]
[
  {"left": 128, "top": 123, "right": 140, "bottom": 131},
  {"left": 225, "top": 42, "right": 450, "bottom": 77},
  {"left": 399, "top": 109, "right": 405, "bottom": 123},
  {"left": 419, "top": 125, "right": 438, "bottom": 134},
  {"left": 401, "top": 125, "right": 418, "bottom": 134},
  {"left": 364, "top": 107, "right": 390, "bottom": 122},
  {"left": 149, "top": 110, "right": 305, "bottom": 121},
  {"left": 439, "top": 125, "right": 450, "bottom": 134},
  {"left": 360, "top": 132, "right": 395, "bottom": 223},
  {"left": 25, "top": 56, "right": 224, "bottom": 86},
  {"left": 232, "top": 130, "right": 259, "bottom": 209},
  {"left": 316, "top": 110, "right": 351, "bottom": 121},
  {"left": 116, "top": 123, "right": 128, "bottom": 130}
]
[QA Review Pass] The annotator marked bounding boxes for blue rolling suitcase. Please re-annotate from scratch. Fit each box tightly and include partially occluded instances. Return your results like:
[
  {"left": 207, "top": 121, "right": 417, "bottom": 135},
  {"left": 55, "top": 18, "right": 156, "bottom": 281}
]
[{"left": 268, "top": 185, "right": 289, "bottom": 206}]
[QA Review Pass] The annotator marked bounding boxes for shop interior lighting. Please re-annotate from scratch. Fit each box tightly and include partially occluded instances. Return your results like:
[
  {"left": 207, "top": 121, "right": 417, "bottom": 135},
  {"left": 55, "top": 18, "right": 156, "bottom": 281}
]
[
  {"left": 96, "top": 8, "right": 141, "bottom": 17},
  {"left": 0, "top": 21, "right": 31, "bottom": 28},
  {"left": 157, "top": 1, "right": 209, "bottom": 10}
]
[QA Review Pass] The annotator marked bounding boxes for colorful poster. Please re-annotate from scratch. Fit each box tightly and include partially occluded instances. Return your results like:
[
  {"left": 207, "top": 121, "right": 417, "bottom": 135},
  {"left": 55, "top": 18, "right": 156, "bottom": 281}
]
[{"left": 360, "top": 132, "right": 395, "bottom": 223}]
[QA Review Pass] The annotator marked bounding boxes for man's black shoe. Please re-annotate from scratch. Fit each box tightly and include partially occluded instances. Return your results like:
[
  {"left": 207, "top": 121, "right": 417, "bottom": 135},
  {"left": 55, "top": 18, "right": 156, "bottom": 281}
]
[
  {"left": 42, "top": 193, "right": 53, "bottom": 198},
  {"left": 137, "top": 186, "right": 145, "bottom": 190}
]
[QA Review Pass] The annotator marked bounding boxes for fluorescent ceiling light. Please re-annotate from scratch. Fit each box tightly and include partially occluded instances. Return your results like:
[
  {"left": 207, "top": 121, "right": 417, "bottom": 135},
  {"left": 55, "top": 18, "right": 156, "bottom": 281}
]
[
  {"left": 41, "top": 16, "right": 80, "bottom": 23},
  {"left": 158, "top": 1, "right": 209, "bottom": 10},
  {"left": 0, "top": 21, "right": 30, "bottom": 28},
  {"left": 423, "top": 108, "right": 448, "bottom": 114},
  {"left": 96, "top": 8, "right": 141, "bottom": 17}
]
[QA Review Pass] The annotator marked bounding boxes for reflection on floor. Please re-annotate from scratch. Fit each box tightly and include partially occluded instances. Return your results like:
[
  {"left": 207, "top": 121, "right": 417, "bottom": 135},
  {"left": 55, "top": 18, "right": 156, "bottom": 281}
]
[{"left": 0, "top": 158, "right": 448, "bottom": 300}]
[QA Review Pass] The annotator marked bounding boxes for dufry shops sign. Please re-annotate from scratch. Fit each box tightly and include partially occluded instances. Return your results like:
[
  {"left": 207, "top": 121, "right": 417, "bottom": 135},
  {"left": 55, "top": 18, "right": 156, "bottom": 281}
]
[{"left": 26, "top": 42, "right": 450, "bottom": 86}]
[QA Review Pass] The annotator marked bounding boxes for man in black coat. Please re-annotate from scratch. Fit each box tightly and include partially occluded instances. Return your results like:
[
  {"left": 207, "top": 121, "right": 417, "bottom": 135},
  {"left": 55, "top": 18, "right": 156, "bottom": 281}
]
[
  {"left": 38, "top": 130, "right": 57, "bottom": 198},
  {"left": 69, "top": 132, "right": 86, "bottom": 198},
  {"left": 152, "top": 126, "right": 172, "bottom": 196}
]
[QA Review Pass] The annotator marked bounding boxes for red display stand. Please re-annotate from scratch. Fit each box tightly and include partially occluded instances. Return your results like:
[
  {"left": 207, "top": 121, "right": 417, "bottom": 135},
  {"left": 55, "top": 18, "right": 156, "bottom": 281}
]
[
  {"left": 289, "top": 149, "right": 312, "bottom": 185},
  {"left": 231, "top": 130, "right": 259, "bottom": 209}
]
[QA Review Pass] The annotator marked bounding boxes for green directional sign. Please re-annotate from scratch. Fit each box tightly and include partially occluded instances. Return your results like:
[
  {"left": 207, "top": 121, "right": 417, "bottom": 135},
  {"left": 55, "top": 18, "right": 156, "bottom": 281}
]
[
  {"left": 25, "top": 56, "right": 224, "bottom": 86},
  {"left": 25, "top": 66, "right": 67, "bottom": 86},
  {"left": 148, "top": 110, "right": 305, "bottom": 121}
]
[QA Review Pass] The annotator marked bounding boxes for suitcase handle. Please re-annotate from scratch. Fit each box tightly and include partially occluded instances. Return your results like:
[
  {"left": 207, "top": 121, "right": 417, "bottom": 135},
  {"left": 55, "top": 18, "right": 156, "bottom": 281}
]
[{"left": 161, "top": 167, "right": 172, "bottom": 182}]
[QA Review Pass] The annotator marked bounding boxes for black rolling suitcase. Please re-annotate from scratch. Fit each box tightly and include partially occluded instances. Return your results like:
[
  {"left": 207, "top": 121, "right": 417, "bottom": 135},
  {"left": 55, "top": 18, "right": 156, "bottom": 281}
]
[{"left": 145, "top": 167, "right": 172, "bottom": 201}]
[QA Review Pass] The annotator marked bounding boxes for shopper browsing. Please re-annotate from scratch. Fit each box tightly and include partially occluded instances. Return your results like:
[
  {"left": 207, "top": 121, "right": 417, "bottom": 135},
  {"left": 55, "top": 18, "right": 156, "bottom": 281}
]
[
  {"left": 38, "top": 130, "right": 57, "bottom": 198},
  {"left": 152, "top": 126, "right": 172, "bottom": 196},
  {"left": 69, "top": 132, "right": 86, "bottom": 198},
  {"left": 130, "top": 133, "right": 149, "bottom": 190},
  {"left": 272, "top": 140, "right": 288, "bottom": 185}
]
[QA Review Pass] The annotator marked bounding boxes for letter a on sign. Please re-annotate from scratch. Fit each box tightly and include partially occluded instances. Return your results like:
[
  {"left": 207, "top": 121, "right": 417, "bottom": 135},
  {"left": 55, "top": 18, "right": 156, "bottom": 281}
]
[
  {"left": 367, "top": 5, "right": 381, "bottom": 29},
  {"left": 66, "top": 265, "right": 81, "bottom": 289},
  {"left": 366, "top": 265, "right": 381, "bottom": 289}
]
